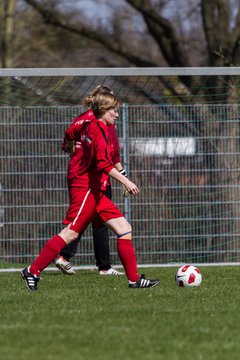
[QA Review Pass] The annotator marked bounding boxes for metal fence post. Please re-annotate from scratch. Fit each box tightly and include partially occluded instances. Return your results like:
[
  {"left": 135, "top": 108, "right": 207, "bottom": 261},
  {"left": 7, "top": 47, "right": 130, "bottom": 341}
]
[
  {"left": 0, "top": 183, "right": 4, "bottom": 227},
  {"left": 122, "top": 103, "right": 131, "bottom": 223}
]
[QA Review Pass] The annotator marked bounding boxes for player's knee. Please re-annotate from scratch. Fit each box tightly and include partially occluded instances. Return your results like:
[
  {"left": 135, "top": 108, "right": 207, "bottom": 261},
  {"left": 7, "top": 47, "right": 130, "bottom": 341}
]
[
  {"left": 127, "top": 223, "right": 132, "bottom": 233},
  {"left": 59, "top": 226, "right": 79, "bottom": 243},
  {"left": 121, "top": 222, "right": 132, "bottom": 233},
  {"left": 117, "top": 223, "right": 132, "bottom": 238}
]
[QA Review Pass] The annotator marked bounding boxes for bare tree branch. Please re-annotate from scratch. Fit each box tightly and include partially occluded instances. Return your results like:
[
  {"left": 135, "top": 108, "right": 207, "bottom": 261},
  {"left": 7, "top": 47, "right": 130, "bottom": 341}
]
[
  {"left": 24, "top": 0, "right": 158, "bottom": 67},
  {"left": 201, "top": 0, "right": 240, "bottom": 65},
  {"left": 125, "top": 0, "right": 190, "bottom": 67}
]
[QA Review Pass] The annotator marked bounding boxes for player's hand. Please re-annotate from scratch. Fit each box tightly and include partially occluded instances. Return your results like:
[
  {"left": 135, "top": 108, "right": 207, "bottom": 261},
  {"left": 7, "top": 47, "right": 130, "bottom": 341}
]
[
  {"left": 122, "top": 185, "right": 129, "bottom": 197},
  {"left": 124, "top": 179, "right": 139, "bottom": 196},
  {"left": 66, "top": 140, "right": 75, "bottom": 155}
]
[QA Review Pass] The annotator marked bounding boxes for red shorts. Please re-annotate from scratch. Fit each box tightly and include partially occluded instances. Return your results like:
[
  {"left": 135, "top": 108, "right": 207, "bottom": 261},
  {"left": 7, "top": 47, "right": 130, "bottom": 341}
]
[{"left": 63, "top": 187, "right": 124, "bottom": 233}]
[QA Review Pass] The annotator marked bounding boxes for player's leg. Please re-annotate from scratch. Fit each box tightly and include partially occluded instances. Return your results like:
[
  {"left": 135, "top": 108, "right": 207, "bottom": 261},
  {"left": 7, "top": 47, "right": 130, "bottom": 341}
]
[
  {"left": 105, "top": 217, "right": 160, "bottom": 288},
  {"left": 21, "top": 227, "right": 79, "bottom": 291},
  {"left": 92, "top": 185, "right": 123, "bottom": 275},
  {"left": 55, "top": 187, "right": 92, "bottom": 275},
  {"left": 97, "top": 196, "right": 139, "bottom": 281},
  {"left": 92, "top": 225, "right": 123, "bottom": 275},
  {"left": 93, "top": 185, "right": 111, "bottom": 271},
  {"left": 98, "top": 195, "right": 159, "bottom": 288},
  {"left": 21, "top": 189, "right": 96, "bottom": 291},
  {"left": 92, "top": 225, "right": 111, "bottom": 271},
  {"left": 104, "top": 217, "right": 138, "bottom": 280},
  {"left": 55, "top": 233, "right": 83, "bottom": 275}
]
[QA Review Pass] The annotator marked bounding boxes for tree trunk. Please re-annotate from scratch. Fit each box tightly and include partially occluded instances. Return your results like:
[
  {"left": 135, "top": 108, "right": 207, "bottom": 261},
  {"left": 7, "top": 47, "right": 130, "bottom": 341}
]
[{"left": 0, "top": 0, "right": 17, "bottom": 67}]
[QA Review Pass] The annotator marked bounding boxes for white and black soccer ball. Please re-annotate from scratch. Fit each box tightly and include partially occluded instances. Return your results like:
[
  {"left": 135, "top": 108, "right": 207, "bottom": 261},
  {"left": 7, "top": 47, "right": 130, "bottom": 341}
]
[{"left": 175, "top": 265, "right": 202, "bottom": 288}]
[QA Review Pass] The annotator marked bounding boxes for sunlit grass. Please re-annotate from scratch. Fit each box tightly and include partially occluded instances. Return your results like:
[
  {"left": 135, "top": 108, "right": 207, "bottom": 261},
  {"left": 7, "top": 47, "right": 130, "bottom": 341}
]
[{"left": 0, "top": 267, "right": 240, "bottom": 360}]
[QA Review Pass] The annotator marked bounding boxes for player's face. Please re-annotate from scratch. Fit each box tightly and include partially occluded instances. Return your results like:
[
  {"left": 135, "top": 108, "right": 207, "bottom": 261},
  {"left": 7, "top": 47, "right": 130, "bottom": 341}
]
[{"left": 101, "top": 108, "right": 119, "bottom": 125}]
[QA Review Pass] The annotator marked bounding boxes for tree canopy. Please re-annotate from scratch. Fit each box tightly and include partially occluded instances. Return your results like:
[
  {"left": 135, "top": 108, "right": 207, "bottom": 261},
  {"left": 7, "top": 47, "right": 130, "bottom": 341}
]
[{"left": 1, "top": 0, "right": 240, "bottom": 69}]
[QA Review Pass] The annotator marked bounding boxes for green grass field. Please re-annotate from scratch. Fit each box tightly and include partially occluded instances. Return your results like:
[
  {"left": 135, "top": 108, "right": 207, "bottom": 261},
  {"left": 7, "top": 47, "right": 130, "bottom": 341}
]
[{"left": 0, "top": 266, "right": 240, "bottom": 360}]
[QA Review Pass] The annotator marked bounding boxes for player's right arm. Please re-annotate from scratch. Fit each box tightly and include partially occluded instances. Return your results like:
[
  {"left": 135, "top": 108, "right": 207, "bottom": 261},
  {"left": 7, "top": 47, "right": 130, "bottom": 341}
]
[{"left": 62, "top": 111, "right": 94, "bottom": 154}]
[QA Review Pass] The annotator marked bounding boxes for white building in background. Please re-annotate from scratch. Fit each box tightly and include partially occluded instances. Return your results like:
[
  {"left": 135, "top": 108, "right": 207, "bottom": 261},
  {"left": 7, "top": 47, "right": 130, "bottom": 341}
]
[{"left": 131, "top": 137, "right": 196, "bottom": 157}]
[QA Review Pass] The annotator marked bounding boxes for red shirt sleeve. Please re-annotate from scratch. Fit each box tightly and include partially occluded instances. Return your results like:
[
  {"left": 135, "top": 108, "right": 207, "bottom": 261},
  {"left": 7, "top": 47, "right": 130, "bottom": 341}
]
[{"left": 62, "top": 110, "right": 95, "bottom": 151}]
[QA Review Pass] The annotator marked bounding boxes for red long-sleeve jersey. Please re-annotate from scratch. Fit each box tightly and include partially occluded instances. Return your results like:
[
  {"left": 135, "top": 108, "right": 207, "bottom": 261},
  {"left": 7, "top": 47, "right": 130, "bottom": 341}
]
[
  {"left": 62, "top": 110, "right": 121, "bottom": 190},
  {"left": 64, "top": 113, "right": 117, "bottom": 190},
  {"left": 62, "top": 110, "right": 120, "bottom": 159}
]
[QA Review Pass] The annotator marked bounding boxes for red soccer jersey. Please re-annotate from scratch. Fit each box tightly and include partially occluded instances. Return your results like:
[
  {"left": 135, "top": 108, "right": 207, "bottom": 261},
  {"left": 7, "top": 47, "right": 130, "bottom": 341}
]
[
  {"left": 64, "top": 117, "right": 115, "bottom": 190},
  {"left": 62, "top": 110, "right": 120, "bottom": 189}
]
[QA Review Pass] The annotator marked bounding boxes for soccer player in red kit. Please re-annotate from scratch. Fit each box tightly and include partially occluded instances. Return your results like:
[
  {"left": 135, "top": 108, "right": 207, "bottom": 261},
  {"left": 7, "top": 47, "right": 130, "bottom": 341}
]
[
  {"left": 21, "top": 92, "right": 160, "bottom": 290},
  {"left": 55, "top": 85, "right": 124, "bottom": 275}
]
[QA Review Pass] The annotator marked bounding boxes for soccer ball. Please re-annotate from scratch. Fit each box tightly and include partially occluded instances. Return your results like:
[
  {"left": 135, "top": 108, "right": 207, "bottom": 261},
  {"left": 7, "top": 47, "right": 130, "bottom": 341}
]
[{"left": 175, "top": 265, "right": 202, "bottom": 288}]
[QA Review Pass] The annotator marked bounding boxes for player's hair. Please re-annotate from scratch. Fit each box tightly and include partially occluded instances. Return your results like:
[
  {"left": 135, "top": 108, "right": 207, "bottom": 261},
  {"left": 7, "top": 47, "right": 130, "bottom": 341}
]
[
  {"left": 91, "top": 93, "right": 120, "bottom": 119},
  {"left": 84, "top": 85, "right": 113, "bottom": 107}
]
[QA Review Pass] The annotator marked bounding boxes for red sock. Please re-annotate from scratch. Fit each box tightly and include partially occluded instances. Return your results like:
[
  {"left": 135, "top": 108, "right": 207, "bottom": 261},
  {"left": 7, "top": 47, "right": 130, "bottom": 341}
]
[
  {"left": 117, "top": 238, "right": 139, "bottom": 282},
  {"left": 30, "top": 235, "right": 66, "bottom": 276}
]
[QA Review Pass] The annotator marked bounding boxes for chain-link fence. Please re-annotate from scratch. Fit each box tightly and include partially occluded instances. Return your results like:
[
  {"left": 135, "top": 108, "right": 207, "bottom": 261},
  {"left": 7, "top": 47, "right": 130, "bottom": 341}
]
[{"left": 1, "top": 104, "right": 240, "bottom": 268}]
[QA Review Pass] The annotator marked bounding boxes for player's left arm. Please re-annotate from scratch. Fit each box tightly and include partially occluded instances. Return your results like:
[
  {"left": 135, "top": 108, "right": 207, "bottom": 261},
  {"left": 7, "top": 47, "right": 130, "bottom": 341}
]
[{"left": 108, "top": 168, "right": 139, "bottom": 196}]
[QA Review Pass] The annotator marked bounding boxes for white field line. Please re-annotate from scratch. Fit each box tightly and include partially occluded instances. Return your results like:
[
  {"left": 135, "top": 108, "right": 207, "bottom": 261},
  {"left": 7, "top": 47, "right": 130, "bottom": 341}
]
[{"left": 1, "top": 262, "right": 240, "bottom": 273}]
